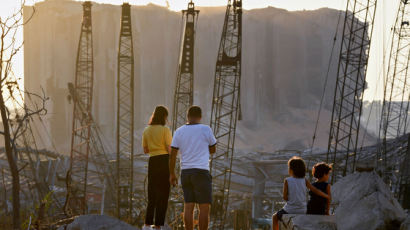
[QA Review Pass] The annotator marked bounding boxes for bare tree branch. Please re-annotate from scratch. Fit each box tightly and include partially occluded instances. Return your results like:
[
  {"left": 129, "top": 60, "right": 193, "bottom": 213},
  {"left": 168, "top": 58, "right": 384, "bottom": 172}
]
[{"left": 0, "top": 0, "right": 38, "bottom": 228}]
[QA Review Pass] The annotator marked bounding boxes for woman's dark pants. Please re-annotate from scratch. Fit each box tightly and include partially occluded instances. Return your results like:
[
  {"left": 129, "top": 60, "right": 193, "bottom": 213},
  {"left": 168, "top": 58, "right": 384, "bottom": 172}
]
[{"left": 145, "top": 154, "right": 170, "bottom": 226}]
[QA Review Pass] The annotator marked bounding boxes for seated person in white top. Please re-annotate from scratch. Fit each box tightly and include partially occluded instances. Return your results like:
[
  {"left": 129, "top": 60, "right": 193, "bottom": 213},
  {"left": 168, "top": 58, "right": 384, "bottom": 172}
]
[
  {"left": 272, "top": 156, "right": 330, "bottom": 230},
  {"left": 169, "top": 106, "right": 217, "bottom": 230}
]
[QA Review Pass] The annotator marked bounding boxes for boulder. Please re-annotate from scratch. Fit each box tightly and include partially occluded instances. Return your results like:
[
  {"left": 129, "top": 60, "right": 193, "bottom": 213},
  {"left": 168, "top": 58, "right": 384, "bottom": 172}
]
[
  {"left": 279, "top": 214, "right": 336, "bottom": 230},
  {"left": 57, "top": 214, "right": 138, "bottom": 230},
  {"left": 332, "top": 171, "right": 406, "bottom": 230},
  {"left": 401, "top": 215, "right": 410, "bottom": 230}
]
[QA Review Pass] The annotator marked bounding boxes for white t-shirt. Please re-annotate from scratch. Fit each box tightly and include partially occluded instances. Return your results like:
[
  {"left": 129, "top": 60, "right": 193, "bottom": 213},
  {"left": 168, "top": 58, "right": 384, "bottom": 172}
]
[{"left": 171, "top": 124, "right": 217, "bottom": 171}]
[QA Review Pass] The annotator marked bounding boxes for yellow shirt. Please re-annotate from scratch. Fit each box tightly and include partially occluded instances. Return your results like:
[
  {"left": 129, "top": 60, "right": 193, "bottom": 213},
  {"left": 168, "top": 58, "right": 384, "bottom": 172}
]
[{"left": 142, "top": 125, "right": 172, "bottom": 157}]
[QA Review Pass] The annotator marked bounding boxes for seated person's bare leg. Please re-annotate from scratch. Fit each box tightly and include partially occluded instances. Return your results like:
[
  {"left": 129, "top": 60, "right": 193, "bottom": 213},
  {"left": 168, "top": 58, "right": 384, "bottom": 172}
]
[{"left": 272, "top": 214, "right": 279, "bottom": 230}]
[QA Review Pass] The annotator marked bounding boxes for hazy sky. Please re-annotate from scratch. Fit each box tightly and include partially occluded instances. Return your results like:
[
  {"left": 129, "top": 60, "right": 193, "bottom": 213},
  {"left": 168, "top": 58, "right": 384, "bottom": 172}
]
[
  {"left": 2, "top": 0, "right": 347, "bottom": 12},
  {"left": 0, "top": 0, "right": 399, "bottom": 101}
]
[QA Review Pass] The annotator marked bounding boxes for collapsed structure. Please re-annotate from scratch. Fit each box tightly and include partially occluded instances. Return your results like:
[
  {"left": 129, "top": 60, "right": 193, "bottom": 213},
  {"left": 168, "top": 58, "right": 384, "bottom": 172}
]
[{"left": 0, "top": 0, "right": 409, "bottom": 229}]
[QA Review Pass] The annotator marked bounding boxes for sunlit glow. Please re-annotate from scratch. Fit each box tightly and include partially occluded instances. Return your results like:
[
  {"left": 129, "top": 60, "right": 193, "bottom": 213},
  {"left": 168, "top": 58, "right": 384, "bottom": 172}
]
[{"left": 0, "top": 0, "right": 401, "bottom": 102}]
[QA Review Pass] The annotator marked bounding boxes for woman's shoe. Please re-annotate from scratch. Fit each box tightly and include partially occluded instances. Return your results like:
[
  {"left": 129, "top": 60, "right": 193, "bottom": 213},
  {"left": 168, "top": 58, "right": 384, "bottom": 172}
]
[{"left": 142, "top": 225, "right": 152, "bottom": 230}]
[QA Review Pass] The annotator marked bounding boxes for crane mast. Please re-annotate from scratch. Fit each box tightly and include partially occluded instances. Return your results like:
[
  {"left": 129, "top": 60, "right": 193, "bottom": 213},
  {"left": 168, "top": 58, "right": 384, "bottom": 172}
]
[
  {"left": 66, "top": 1, "right": 94, "bottom": 215},
  {"left": 65, "top": 2, "right": 115, "bottom": 215},
  {"left": 379, "top": 0, "right": 410, "bottom": 206},
  {"left": 170, "top": 2, "right": 199, "bottom": 229},
  {"left": 209, "top": 0, "right": 242, "bottom": 228},
  {"left": 327, "top": 0, "right": 377, "bottom": 181},
  {"left": 116, "top": 3, "right": 135, "bottom": 221},
  {"left": 172, "top": 1, "right": 199, "bottom": 133}
]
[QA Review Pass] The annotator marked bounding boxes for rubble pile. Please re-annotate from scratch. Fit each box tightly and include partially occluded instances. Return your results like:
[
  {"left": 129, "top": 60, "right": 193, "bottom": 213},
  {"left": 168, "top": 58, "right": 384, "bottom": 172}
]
[{"left": 400, "top": 216, "right": 410, "bottom": 230}]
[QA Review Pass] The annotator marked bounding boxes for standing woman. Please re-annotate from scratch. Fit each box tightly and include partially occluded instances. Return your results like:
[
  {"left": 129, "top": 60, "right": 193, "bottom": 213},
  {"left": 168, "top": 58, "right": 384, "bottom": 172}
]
[{"left": 142, "top": 106, "right": 172, "bottom": 230}]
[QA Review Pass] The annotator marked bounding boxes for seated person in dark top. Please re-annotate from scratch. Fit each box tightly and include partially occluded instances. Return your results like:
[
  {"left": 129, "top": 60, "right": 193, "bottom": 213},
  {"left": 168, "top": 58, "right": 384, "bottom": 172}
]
[{"left": 307, "top": 162, "right": 332, "bottom": 215}]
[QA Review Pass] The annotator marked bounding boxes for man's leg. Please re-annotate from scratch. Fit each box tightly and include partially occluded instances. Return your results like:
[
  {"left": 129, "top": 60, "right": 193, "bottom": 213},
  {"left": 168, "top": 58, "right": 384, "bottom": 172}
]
[
  {"left": 184, "top": 203, "right": 195, "bottom": 230},
  {"left": 191, "top": 169, "right": 212, "bottom": 230},
  {"left": 198, "top": 203, "right": 210, "bottom": 230}
]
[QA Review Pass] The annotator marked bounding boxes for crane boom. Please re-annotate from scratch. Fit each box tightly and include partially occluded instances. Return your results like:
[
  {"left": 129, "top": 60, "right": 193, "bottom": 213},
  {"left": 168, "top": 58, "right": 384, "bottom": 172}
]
[
  {"left": 209, "top": 0, "right": 242, "bottom": 228},
  {"left": 116, "top": 3, "right": 135, "bottom": 221},
  {"left": 327, "top": 0, "right": 377, "bottom": 181},
  {"left": 379, "top": 0, "right": 410, "bottom": 206},
  {"left": 172, "top": 1, "right": 199, "bottom": 133},
  {"left": 66, "top": 1, "right": 94, "bottom": 215}
]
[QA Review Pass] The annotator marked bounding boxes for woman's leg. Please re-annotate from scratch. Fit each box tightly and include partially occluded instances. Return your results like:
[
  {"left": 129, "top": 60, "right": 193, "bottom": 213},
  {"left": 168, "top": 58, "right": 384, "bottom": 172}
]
[
  {"left": 145, "top": 157, "right": 156, "bottom": 226},
  {"left": 154, "top": 155, "right": 170, "bottom": 227}
]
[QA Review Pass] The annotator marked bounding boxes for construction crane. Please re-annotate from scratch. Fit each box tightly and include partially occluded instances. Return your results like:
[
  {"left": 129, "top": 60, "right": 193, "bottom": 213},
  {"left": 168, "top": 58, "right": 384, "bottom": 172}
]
[
  {"left": 400, "top": 134, "right": 410, "bottom": 208},
  {"left": 172, "top": 1, "right": 199, "bottom": 133},
  {"left": 209, "top": 0, "right": 242, "bottom": 229},
  {"left": 65, "top": 2, "right": 114, "bottom": 215},
  {"left": 116, "top": 3, "right": 135, "bottom": 221},
  {"left": 170, "top": 2, "right": 199, "bottom": 229},
  {"left": 65, "top": 1, "right": 94, "bottom": 215},
  {"left": 66, "top": 82, "right": 116, "bottom": 215},
  {"left": 379, "top": 0, "right": 410, "bottom": 206},
  {"left": 327, "top": 0, "right": 377, "bottom": 182}
]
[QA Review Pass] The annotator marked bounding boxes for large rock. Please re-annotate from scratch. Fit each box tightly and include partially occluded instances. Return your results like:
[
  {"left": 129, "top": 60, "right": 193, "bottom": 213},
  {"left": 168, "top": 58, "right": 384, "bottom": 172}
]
[
  {"left": 401, "top": 216, "right": 410, "bottom": 230},
  {"left": 280, "top": 214, "right": 336, "bottom": 230},
  {"left": 57, "top": 214, "right": 138, "bottom": 230},
  {"left": 332, "top": 171, "right": 406, "bottom": 230}
]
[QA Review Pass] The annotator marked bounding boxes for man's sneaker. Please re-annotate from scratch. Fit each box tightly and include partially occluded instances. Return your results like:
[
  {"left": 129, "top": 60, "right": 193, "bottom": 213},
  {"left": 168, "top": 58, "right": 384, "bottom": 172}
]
[{"left": 142, "top": 225, "right": 152, "bottom": 230}]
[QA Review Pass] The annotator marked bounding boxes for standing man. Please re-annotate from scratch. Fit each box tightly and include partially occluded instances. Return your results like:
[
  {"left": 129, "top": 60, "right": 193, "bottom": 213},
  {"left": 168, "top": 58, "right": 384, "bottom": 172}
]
[{"left": 169, "top": 106, "right": 217, "bottom": 230}]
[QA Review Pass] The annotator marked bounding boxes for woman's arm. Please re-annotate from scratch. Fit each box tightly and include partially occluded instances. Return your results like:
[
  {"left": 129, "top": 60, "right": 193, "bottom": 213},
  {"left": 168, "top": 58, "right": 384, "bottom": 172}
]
[
  {"left": 283, "top": 179, "right": 288, "bottom": 201},
  {"left": 165, "top": 128, "right": 172, "bottom": 155},
  {"left": 142, "top": 131, "right": 149, "bottom": 154},
  {"left": 305, "top": 179, "right": 330, "bottom": 199},
  {"left": 326, "top": 184, "right": 331, "bottom": 215}
]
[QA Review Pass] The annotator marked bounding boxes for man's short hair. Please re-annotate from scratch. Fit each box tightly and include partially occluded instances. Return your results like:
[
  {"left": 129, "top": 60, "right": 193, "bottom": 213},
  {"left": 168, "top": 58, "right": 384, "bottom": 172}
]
[{"left": 187, "top": 106, "right": 202, "bottom": 118}]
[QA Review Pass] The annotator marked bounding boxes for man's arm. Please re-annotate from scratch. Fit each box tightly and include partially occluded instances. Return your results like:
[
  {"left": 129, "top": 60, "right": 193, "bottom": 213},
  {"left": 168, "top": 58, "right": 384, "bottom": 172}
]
[
  {"left": 169, "top": 147, "right": 178, "bottom": 187},
  {"left": 209, "top": 144, "right": 216, "bottom": 154},
  {"left": 306, "top": 179, "right": 330, "bottom": 199},
  {"left": 207, "top": 126, "right": 217, "bottom": 155}
]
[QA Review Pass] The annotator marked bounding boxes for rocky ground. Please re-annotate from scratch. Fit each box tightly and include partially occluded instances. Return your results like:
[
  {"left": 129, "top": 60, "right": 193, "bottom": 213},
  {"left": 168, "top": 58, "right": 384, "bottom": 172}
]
[
  {"left": 56, "top": 171, "right": 409, "bottom": 230},
  {"left": 57, "top": 215, "right": 139, "bottom": 230}
]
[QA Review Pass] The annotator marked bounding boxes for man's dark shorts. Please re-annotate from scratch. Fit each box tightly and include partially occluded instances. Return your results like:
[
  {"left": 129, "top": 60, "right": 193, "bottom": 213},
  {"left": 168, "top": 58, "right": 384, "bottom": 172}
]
[{"left": 181, "top": 168, "right": 212, "bottom": 204}]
